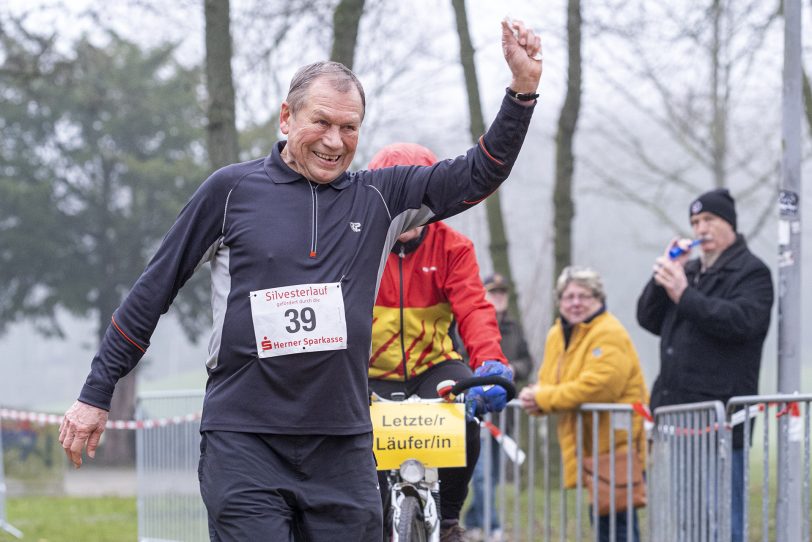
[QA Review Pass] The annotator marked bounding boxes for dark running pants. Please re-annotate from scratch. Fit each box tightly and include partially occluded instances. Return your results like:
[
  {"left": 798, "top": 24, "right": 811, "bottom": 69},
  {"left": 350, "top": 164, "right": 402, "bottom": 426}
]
[
  {"left": 198, "top": 430, "right": 382, "bottom": 541},
  {"left": 369, "top": 360, "right": 481, "bottom": 522}
]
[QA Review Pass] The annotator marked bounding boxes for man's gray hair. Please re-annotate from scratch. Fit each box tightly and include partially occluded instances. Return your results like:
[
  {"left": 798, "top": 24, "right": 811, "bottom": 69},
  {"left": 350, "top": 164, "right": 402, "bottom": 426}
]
[
  {"left": 286, "top": 61, "right": 366, "bottom": 119},
  {"left": 555, "top": 266, "right": 606, "bottom": 303}
]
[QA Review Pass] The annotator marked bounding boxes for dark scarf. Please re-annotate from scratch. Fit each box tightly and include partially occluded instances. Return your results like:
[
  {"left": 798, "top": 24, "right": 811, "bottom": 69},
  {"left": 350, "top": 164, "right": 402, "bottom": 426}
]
[{"left": 560, "top": 305, "right": 606, "bottom": 348}]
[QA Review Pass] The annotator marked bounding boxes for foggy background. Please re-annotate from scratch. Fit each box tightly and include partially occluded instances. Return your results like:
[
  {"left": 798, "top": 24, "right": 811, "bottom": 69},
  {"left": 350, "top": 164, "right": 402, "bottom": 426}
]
[{"left": 1, "top": 0, "right": 811, "bottom": 414}]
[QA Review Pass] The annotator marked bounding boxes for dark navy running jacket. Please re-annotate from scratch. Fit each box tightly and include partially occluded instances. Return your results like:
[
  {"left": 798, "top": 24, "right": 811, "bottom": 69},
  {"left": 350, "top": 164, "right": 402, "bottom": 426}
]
[{"left": 78, "top": 96, "right": 534, "bottom": 435}]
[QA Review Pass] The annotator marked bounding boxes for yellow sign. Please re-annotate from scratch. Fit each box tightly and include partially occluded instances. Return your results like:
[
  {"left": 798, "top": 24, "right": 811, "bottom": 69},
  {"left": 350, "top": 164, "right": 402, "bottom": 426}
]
[{"left": 371, "top": 402, "right": 467, "bottom": 470}]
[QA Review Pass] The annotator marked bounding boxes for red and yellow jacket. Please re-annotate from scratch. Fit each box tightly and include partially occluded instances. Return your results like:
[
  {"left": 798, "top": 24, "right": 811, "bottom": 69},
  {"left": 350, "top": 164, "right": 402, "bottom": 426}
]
[{"left": 369, "top": 222, "right": 506, "bottom": 381}]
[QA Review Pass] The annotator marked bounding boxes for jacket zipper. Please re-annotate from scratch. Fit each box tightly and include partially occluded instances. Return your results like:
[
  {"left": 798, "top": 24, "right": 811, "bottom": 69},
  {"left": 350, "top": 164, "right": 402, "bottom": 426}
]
[
  {"left": 398, "top": 248, "right": 408, "bottom": 381},
  {"left": 308, "top": 181, "right": 318, "bottom": 258},
  {"left": 557, "top": 324, "right": 579, "bottom": 383}
]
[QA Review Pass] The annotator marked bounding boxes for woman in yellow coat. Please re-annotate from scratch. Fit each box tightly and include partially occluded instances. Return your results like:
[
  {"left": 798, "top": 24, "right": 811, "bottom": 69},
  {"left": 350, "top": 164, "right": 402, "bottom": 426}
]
[{"left": 519, "top": 266, "right": 648, "bottom": 542}]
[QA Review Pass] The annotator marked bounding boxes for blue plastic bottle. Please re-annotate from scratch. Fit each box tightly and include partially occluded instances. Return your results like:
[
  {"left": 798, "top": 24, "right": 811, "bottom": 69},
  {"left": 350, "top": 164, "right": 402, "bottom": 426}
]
[{"left": 668, "top": 239, "right": 703, "bottom": 259}]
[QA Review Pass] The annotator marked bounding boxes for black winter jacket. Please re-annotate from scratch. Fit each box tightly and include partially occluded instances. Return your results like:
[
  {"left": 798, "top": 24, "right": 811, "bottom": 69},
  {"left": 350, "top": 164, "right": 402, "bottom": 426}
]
[{"left": 637, "top": 235, "right": 773, "bottom": 447}]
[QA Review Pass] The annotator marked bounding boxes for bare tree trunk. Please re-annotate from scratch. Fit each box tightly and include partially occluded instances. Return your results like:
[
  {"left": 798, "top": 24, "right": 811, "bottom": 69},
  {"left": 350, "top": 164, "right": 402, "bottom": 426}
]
[
  {"left": 585, "top": 2, "right": 779, "bottom": 239},
  {"left": 95, "top": 293, "right": 137, "bottom": 465},
  {"left": 451, "top": 0, "right": 523, "bottom": 325},
  {"left": 205, "top": 0, "right": 239, "bottom": 170},
  {"left": 330, "top": 0, "right": 365, "bottom": 69},
  {"left": 103, "top": 369, "right": 138, "bottom": 464},
  {"left": 89, "top": 153, "right": 136, "bottom": 465},
  {"left": 710, "top": 0, "right": 728, "bottom": 187},
  {"left": 553, "top": 0, "right": 582, "bottom": 286}
]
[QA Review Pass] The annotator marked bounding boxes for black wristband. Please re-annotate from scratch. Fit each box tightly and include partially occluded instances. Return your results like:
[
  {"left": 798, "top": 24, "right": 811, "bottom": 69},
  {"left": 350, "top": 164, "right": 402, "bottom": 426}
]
[{"left": 506, "top": 87, "right": 539, "bottom": 102}]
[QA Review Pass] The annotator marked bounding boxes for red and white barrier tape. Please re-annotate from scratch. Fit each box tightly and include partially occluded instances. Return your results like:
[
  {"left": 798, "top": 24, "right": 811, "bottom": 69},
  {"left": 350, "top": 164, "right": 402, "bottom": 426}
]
[
  {"left": 729, "top": 401, "right": 801, "bottom": 427},
  {"left": 0, "top": 408, "right": 201, "bottom": 430},
  {"left": 654, "top": 402, "right": 803, "bottom": 439},
  {"left": 632, "top": 402, "right": 652, "bottom": 421},
  {"left": 482, "top": 404, "right": 653, "bottom": 465},
  {"left": 482, "top": 420, "right": 526, "bottom": 465}
]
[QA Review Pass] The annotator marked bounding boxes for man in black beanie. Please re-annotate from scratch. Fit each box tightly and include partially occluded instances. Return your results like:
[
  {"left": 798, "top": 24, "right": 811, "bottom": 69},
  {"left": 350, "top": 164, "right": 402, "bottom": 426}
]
[{"left": 636, "top": 187, "right": 773, "bottom": 542}]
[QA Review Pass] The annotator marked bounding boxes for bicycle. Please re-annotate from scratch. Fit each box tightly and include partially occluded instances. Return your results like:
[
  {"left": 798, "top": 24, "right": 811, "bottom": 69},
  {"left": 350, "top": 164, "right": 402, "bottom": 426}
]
[{"left": 370, "top": 375, "right": 516, "bottom": 542}]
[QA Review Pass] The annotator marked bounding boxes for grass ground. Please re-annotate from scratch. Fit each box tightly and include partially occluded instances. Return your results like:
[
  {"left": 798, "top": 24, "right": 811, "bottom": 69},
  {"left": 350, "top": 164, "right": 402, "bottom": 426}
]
[
  {"left": 0, "top": 496, "right": 136, "bottom": 542},
  {"left": 492, "top": 477, "right": 802, "bottom": 541},
  {"left": 0, "top": 436, "right": 803, "bottom": 542},
  {"left": 0, "top": 486, "right": 806, "bottom": 541}
]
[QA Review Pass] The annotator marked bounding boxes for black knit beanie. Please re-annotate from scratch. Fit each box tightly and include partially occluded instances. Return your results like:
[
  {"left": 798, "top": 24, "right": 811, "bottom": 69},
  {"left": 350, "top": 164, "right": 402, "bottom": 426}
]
[{"left": 689, "top": 188, "right": 737, "bottom": 231}]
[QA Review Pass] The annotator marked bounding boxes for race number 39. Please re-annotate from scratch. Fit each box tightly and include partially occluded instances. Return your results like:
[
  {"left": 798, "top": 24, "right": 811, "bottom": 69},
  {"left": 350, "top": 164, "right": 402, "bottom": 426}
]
[
  {"left": 284, "top": 307, "right": 316, "bottom": 333},
  {"left": 249, "top": 282, "right": 347, "bottom": 358}
]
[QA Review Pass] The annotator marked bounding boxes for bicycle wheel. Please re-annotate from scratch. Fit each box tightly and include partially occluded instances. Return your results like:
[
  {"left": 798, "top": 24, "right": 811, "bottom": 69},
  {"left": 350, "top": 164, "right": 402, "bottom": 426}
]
[{"left": 396, "top": 495, "right": 427, "bottom": 542}]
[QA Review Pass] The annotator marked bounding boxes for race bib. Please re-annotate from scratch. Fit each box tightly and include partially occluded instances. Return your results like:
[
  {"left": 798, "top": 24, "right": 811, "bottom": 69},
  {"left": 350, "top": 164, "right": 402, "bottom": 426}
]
[{"left": 249, "top": 282, "right": 347, "bottom": 358}]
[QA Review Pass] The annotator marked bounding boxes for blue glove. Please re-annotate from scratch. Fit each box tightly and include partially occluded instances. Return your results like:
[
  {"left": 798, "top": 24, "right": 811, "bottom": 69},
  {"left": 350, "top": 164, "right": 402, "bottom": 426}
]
[{"left": 465, "top": 360, "right": 514, "bottom": 419}]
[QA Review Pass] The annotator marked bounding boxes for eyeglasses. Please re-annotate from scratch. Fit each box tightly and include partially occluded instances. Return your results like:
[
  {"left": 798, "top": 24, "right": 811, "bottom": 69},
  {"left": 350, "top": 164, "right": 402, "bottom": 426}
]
[{"left": 560, "top": 293, "right": 595, "bottom": 304}]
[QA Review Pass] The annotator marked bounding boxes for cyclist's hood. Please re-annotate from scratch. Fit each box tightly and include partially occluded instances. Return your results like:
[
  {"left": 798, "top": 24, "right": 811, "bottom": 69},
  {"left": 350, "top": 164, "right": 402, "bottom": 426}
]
[
  {"left": 369, "top": 142, "right": 438, "bottom": 256},
  {"left": 367, "top": 142, "right": 438, "bottom": 170}
]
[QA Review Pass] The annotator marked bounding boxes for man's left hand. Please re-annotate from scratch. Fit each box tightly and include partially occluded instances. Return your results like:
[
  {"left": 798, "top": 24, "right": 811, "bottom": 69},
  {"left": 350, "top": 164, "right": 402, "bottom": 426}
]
[
  {"left": 466, "top": 360, "right": 514, "bottom": 419},
  {"left": 501, "top": 18, "right": 543, "bottom": 96},
  {"left": 653, "top": 256, "right": 689, "bottom": 303}
]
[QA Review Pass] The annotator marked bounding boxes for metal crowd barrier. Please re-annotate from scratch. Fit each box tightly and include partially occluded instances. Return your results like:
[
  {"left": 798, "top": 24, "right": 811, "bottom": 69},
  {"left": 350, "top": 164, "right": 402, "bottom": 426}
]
[
  {"left": 577, "top": 403, "right": 642, "bottom": 542},
  {"left": 648, "top": 400, "right": 730, "bottom": 542},
  {"left": 726, "top": 393, "right": 812, "bottom": 542},
  {"left": 134, "top": 391, "right": 810, "bottom": 542},
  {"left": 134, "top": 395, "right": 641, "bottom": 542},
  {"left": 480, "top": 402, "right": 642, "bottom": 542},
  {"left": 0, "top": 422, "right": 23, "bottom": 539},
  {"left": 136, "top": 390, "right": 206, "bottom": 542}
]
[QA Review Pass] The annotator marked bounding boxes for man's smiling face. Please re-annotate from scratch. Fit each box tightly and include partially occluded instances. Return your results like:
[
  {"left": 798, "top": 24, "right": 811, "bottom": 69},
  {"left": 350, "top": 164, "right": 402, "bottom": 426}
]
[{"left": 279, "top": 76, "right": 364, "bottom": 184}]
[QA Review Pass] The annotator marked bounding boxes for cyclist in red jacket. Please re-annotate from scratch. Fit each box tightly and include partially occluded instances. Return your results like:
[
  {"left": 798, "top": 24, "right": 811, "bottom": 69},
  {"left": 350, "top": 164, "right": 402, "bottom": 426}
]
[{"left": 367, "top": 143, "right": 513, "bottom": 542}]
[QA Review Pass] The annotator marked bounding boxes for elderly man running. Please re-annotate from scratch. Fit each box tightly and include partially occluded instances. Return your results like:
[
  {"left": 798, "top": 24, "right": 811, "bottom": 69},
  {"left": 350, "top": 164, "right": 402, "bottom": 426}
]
[{"left": 60, "top": 18, "right": 543, "bottom": 542}]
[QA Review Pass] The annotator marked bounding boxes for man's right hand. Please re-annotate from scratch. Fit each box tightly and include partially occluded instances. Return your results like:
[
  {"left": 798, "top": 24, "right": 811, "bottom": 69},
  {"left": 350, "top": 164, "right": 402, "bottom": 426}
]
[{"left": 59, "top": 400, "right": 109, "bottom": 468}]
